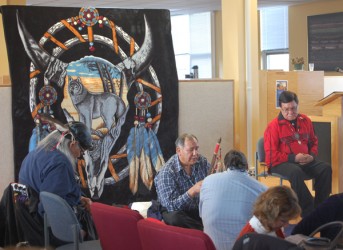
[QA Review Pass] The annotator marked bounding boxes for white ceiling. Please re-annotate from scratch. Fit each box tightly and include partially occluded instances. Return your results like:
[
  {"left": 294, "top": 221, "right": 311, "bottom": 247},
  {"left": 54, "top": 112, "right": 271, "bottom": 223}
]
[{"left": 25, "top": 0, "right": 320, "bottom": 15}]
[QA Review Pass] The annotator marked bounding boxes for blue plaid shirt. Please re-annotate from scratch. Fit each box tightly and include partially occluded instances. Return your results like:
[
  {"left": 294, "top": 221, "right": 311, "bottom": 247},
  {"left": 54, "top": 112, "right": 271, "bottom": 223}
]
[{"left": 154, "top": 154, "right": 210, "bottom": 212}]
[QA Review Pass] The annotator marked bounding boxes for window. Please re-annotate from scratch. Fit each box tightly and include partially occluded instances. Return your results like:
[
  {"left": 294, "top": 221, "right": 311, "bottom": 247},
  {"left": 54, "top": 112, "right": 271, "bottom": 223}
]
[
  {"left": 171, "top": 12, "right": 213, "bottom": 79},
  {"left": 260, "top": 7, "right": 289, "bottom": 71},
  {"left": 261, "top": 49, "right": 289, "bottom": 71}
]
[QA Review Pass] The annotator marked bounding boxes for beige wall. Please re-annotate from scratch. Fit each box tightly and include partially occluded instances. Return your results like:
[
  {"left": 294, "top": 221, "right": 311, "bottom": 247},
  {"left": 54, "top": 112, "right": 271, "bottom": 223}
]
[
  {"left": 0, "top": 0, "right": 10, "bottom": 82},
  {"left": 222, "top": 0, "right": 247, "bottom": 154},
  {"left": 0, "top": 0, "right": 26, "bottom": 80},
  {"left": 0, "top": 0, "right": 25, "bottom": 196},
  {"left": 179, "top": 79, "right": 234, "bottom": 161},
  {"left": 0, "top": 87, "right": 13, "bottom": 196},
  {"left": 289, "top": 0, "right": 343, "bottom": 73},
  {"left": 221, "top": 0, "right": 261, "bottom": 162},
  {"left": 214, "top": 11, "right": 223, "bottom": 79}
]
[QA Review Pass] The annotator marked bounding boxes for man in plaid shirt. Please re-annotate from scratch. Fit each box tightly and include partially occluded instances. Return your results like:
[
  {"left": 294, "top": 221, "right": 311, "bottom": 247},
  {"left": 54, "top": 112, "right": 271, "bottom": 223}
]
[{"left": 154, "top": 133, "right": 210, "bottom": 230}]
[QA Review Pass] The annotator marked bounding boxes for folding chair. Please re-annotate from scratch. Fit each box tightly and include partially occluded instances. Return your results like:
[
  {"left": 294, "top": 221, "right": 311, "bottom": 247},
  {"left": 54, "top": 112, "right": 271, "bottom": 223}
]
[
  {"left": 255, "top": 137, "right": 290, "bottom": 185},
  {"left": 40, "top": 191, "right": 101, "bottom": 250},
  {"left": 255, "top": 137, "right": 313, "bottom": 187}
]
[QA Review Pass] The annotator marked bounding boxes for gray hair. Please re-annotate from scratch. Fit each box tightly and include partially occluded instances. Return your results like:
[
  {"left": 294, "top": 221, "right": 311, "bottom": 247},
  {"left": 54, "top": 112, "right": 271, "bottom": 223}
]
[
  {"left": 36, "top": 130, "right": 77, "bottom": 168},
  {"left": 224, "top": 149, "right": 248, "bottom": 171},
  {"left": 175, "top": 133, "right": 198, "bottom": 148}
]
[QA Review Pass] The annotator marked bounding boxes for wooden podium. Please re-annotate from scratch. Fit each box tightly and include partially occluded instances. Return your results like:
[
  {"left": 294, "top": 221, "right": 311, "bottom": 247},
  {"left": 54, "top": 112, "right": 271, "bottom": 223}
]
[
  {"left": 316, "top": 91, "right": 343, "bottom": 117},
  {"left": 308, "top": 115, "right": 343, "bottom": 194},
  {"left": 314, "top": 91, "right": 343, "bottom": 194}
]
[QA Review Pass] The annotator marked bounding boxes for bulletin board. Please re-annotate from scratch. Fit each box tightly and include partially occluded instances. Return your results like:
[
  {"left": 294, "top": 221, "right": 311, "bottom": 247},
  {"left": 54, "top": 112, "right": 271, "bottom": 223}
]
[{"left": 308, "top": 12, "right": 343, "bottom": 71}]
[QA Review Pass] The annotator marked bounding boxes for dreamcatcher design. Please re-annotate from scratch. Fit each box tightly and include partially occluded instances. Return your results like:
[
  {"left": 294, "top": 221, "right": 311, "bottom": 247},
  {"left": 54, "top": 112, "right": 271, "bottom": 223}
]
[
  {"left": 22, "top": 7, "right": 164, "bottom": 198},
  {"left": 127, "top": 90, "right": 165, "bottom": 194}
]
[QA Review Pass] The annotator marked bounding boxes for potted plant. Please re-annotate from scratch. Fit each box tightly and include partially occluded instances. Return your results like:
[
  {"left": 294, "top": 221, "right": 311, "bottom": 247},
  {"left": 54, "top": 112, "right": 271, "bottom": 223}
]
[{"left": 291, "top": 57, "right": 305, "bottom": 71}]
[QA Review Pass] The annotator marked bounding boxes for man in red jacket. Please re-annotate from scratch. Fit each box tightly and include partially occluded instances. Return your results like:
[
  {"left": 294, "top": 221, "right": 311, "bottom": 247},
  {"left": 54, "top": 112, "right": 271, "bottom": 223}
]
[{"left": 264, "top": 91, "right": 331, "bottom": 217}]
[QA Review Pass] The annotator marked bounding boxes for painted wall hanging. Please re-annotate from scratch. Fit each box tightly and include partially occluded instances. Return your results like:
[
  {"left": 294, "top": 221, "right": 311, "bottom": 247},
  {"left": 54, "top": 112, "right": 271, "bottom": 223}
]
[{"left": 1, "top": 6, "right": 178, "bottom": 205}]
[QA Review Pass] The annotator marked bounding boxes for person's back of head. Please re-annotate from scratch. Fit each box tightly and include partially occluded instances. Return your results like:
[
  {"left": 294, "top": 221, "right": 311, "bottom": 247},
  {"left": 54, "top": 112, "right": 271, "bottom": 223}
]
[
  {"left": 253, "top": 185, "right": 301, "bottom": 231},
  {"left": 224, "top": 149, "right": 248, "bottom": 172}
]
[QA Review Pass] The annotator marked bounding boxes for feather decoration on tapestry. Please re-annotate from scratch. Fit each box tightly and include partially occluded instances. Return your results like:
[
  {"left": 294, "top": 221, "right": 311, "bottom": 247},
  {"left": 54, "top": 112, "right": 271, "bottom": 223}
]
[
  {"left": 127, "top": 89, "right": 165, "bottom": 194},
  {"left": 148, "top": 128, "right": 165, "bottom": 172}
]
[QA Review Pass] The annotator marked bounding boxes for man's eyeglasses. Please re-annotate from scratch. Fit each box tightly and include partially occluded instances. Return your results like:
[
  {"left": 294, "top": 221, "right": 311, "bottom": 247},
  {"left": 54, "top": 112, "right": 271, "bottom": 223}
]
[{"left": 281, "top": 106, "right": 298, "bottom": 113}]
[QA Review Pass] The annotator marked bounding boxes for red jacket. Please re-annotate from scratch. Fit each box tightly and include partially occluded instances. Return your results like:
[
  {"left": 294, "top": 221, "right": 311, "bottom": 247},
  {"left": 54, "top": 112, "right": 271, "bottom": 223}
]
[
  {"left": 264, "top": 113, "right": 318, "bottom": 168},
  {"left": 238, "top": 222, "right": 285, "bottom": 239}
]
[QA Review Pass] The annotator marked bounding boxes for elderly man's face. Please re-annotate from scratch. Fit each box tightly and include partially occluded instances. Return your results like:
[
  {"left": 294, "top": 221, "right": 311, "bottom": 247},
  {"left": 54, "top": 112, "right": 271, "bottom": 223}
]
[
  {"left": 176, "top": 138, "right": 199, "bottom": 167},
  {"left": 280, "top": 100, "right": 298, "bottom": 121}
]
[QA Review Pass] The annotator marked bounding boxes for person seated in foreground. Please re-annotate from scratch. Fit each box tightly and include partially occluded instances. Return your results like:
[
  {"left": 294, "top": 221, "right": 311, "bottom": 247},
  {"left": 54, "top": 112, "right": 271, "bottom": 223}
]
[
  {"left": 238, "top": 185, "right": 301, "bottom": 239},
  {"left": 199, "top": 149, "right": 267, "bottom": 250},
  {"left": 291, "top": 192, "right": 343, "bottom": 240},
  {"left": 154, "top": 133, "right": 210, "bottom": 230},
  {"left": 264, "top": 90, "right": 332, "bottom": 217},
  {"left": 17, "top": 121, "right": 95, "bottom": 247}
]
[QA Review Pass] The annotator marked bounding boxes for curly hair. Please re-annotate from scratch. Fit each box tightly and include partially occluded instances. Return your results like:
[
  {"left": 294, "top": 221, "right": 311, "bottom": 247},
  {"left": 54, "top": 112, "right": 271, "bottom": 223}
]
[{"left": 253, "top": 185, "right": 301, "bottom": 231}]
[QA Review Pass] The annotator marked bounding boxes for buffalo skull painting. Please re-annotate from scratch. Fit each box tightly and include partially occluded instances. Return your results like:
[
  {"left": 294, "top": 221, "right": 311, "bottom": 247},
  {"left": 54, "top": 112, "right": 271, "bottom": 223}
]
[{"left": 1, "top": 6, "right": 178, "bottom": 204}]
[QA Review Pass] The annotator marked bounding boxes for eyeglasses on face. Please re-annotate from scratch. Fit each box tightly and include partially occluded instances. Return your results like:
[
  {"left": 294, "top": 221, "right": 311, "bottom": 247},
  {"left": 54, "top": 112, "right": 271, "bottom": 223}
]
[{"left": 281, "top": 106, "right": 298, "bottom": 113}]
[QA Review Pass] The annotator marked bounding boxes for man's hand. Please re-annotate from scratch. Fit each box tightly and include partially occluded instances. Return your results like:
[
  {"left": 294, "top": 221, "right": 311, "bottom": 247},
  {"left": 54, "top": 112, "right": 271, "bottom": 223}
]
[
  {"left": 187, "top": 180, "right": 203, "bottom": 198},
  {"left": 295, "top": 153, "right": 314, "bottom": 165},
  {"left": 80, "top": 196, "right": 92, "bottom": 212}
]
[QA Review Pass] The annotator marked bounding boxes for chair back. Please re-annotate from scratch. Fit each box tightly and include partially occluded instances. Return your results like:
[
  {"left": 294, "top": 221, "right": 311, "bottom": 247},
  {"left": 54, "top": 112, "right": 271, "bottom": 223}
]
[
  {"left": 137, "top": 219, "right": 216, "bottom": 250},
  {"left": 91, "top": 202, "right": 143, "bottom": 250},
  {"left": 307, "top": 221, "right": 343, "bottom": 250},
  {"left": 256, "top": 137, "right": 265, "bottom": 163},
  {"left": 40, "top": 191, "right": 81, "bottom": 244}
]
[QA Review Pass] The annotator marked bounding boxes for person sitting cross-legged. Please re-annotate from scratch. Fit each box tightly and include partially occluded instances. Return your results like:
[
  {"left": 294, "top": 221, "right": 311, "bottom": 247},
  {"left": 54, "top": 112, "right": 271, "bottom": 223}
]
[{"left": 154, "top": 133, "right": 210, "bottom": 230}]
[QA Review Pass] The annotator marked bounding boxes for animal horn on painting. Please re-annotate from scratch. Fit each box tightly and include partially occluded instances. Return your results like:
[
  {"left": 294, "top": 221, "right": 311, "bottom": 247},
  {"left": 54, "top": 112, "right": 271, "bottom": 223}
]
[
  {"left": 16, "top": 12, "right": 153, "bottom": 90},
  {"left": 17, "top": 11, "right": 68, "bottom": 88}
]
